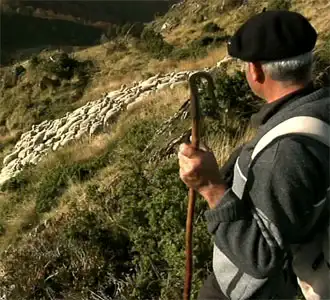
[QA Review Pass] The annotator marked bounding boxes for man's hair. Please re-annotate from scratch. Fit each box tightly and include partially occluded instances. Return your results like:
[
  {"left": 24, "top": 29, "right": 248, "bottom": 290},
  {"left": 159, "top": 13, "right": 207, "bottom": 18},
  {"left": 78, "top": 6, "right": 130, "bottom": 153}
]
[{"left": 261, "top": 52, "right": 313, "bottom": 83}]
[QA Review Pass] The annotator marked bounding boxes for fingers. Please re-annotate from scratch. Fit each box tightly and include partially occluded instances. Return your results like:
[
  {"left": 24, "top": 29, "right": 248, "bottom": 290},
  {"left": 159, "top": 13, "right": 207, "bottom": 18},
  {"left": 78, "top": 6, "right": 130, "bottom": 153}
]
[
  {"left": 188, "top": 135, "right": 211, "bottom": 152},
  {"left": 179, "top": 143, "right": 196, "bottom": 158}
]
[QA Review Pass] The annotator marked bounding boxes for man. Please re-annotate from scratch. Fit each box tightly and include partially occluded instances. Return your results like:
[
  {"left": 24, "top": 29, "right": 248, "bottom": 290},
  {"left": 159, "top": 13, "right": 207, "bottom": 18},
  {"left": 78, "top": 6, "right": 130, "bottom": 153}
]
[{"left": 178, "top": 10, "right": 329, "bottom": 299}]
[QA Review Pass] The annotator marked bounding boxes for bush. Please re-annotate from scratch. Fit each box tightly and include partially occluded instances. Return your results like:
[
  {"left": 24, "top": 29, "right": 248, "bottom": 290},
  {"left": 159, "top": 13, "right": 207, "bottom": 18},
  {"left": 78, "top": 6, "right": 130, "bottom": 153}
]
[
  {"left": 35, "top": 154, "right": 112, "bottom": 214},
  {"left": 312, "top": 34, "right": 330, "bottom": 87},
  {"left": 171, "top": 34, "right": 229, "bottom": 60},
  {"left": 267, "top": 0, "right": 291, "bottom": 10},
  {"left": 203, "top": 22, "right": 222, "bottom": 33},
  {"left": 0, "top": 171, "right": 29, "bottom": 192},
  {"left": 29, "top": 54, "right": 41, "bottom": 68},
  {"left": 1, "top": 208, "right": 132, "bottom": 300},
  {"left": 198, "top": 70, "right": 263, "bottom": 134},
  {"left": 105, "top": 22, "right": 145, "bottom": 40},
  {"left": 112, "top": 156, "right": 212, "bottom": 299},
  {"left": 41, "top": 52, "right": 79, "bottom": 80},
  {"left": 138, "top": 27, "right": 174, "bottom": 59}
]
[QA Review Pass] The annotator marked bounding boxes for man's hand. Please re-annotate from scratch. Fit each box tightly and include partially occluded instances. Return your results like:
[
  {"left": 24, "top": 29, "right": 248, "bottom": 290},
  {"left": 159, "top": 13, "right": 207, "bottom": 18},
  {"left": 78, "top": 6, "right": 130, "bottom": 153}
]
[{"left": 178, "top": 143, "right": 228, "bottom": 208}]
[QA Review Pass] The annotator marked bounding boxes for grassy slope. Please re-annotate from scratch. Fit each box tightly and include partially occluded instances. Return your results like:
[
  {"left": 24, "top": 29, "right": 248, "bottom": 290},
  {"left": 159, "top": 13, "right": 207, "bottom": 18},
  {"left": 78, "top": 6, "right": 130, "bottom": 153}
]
[{"left": 0, "top": 0, "right": 329, "bottom": 299}]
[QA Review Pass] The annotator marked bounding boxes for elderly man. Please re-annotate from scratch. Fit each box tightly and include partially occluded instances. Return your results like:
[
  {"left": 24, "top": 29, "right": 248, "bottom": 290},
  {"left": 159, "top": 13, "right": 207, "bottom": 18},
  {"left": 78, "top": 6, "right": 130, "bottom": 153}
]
[{"left": 178, "top": 10, "right": 329, "bottom": 300}]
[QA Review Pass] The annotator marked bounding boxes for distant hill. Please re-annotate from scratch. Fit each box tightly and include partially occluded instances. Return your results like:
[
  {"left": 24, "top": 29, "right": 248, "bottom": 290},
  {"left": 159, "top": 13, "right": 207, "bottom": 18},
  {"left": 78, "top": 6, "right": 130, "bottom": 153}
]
[{"left": 0, "top": 0, "right": 179, "bottom": 64}]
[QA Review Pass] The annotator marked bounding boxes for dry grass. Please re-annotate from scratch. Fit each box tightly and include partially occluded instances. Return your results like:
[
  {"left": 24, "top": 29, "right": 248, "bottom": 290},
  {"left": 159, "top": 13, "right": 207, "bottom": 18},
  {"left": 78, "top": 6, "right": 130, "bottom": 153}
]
[
  {"left": 0, "top": 198, "right": 37, "bottom": 251},
  {"left": 292, "top": 0, "right": 330, "bottom": 38},
  {"left": 70, "top": 0, "right": 330, "bottom": 110}
]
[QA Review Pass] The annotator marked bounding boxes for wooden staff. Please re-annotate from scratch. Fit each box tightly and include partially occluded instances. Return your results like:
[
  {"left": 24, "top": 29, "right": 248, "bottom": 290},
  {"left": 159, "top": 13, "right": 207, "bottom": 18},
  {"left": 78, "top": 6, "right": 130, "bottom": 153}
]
[{"left": 184, "top": 71, "right": 216, "bottom": 300}]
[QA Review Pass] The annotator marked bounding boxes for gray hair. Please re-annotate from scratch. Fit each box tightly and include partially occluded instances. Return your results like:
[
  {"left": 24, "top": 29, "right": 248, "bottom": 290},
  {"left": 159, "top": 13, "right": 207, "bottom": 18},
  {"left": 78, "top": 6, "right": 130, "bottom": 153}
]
[{"left": 261, "top": 52, "right": 313, "bottom": 83}]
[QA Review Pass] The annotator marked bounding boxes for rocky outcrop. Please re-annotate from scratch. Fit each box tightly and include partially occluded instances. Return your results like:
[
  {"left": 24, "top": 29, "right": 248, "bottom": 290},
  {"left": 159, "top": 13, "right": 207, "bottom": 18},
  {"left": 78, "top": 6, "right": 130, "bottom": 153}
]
[{"left": 0, "top": 56, "right": 234, "bottom": 187}]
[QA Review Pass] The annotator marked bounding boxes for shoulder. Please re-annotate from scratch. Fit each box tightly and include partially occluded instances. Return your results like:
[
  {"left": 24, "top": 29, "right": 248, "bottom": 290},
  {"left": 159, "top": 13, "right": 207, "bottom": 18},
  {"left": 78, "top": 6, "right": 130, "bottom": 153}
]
[{"left": 238, "top": 134, "right": 328, "bottom": 182}]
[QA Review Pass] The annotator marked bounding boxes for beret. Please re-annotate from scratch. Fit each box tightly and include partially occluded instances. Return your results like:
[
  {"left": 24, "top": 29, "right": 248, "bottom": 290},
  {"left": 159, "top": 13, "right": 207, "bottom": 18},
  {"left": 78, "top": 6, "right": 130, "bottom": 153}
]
[{"left": 227, "top": 10, "right": 317, "bottom": 62}]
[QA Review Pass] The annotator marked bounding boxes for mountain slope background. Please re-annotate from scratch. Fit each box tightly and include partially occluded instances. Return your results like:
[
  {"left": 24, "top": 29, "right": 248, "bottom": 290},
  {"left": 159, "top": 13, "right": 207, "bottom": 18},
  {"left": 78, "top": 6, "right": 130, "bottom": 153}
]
[
  {"left": 0, "top": 0, "right": 329, "bottom": 299},
  {"left": 0, "top": 0, "right": 179, "bottom": 64}
]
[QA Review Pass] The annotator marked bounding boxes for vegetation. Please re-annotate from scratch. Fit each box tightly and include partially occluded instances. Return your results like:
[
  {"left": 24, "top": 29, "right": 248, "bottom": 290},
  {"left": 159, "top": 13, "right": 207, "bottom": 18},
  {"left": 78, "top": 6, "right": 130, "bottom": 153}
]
[
  {"left": 0, "top": 70, "right": 262, "bottom": 300},
  {"left": 0, "top": 52, "right": 95, "bottom": 132},
  {"left": 0, "top": 1, "right": 329, "bottom": 299},
  {"left": 267, "top": 0, "right": 292, "bottom": 10}
]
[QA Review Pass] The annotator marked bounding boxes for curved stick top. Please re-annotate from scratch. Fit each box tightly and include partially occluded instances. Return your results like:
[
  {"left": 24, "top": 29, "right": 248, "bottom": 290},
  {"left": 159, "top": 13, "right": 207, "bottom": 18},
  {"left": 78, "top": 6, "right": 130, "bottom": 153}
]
[{"left": 188, "top": 71, "right": 216, "bottom": 120}]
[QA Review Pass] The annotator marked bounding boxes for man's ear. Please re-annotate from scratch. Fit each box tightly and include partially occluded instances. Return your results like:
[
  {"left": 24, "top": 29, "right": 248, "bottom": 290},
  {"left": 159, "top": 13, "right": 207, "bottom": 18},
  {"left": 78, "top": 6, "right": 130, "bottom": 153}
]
[{"left": 249, "top": 62, "right": 265, "bottom": 83}]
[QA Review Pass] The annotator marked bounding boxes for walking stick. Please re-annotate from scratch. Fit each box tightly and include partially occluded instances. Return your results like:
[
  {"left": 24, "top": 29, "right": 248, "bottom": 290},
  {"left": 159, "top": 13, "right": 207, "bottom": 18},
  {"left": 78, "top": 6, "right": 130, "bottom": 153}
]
[{"left": 184, "top": 71, "right": 216, "bottom": 300}]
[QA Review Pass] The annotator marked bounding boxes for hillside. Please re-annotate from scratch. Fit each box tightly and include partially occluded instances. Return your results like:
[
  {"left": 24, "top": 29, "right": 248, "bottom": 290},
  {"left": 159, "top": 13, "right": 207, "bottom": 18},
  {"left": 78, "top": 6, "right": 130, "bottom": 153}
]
[
  {"left": 0, "top": 0, "right": 329, "bottom": 299},
  {"left": 0, "top": 0, "right": 178, "bottom": 64}
]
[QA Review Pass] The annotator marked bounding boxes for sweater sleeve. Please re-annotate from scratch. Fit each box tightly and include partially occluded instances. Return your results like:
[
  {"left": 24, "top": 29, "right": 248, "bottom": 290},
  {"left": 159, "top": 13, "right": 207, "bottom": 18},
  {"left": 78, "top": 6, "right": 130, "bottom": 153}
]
[{"left": 204, "top": 137, "right": 328, "bottom": 279}]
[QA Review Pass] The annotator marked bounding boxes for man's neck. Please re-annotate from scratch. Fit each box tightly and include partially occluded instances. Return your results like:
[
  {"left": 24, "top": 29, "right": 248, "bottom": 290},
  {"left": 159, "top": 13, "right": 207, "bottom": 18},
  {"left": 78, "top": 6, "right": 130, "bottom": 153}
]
[{"left": 265, "top": 82, "right": 310, "bottom": 104}]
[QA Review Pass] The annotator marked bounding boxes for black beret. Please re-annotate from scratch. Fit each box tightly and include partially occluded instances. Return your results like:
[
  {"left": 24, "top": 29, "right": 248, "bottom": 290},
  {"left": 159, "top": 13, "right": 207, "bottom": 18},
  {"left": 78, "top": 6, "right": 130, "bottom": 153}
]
[{"left": 227, "top": 10, "right": 317, "bottom": 62}]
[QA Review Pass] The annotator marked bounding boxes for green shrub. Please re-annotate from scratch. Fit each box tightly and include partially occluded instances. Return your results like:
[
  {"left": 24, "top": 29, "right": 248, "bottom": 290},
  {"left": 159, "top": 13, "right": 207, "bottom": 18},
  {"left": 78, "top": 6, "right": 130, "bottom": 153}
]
[
  {"left": 203, "top": 22, "right": 222, "bottom": 33},
  {"left": 171, "top": 34, "right": 230, "bottom": 61},
  {"left": 29, "top": 54, "right": 41, "bottom": 68},
  {"left": 267, "top": 0, "right": 291, "bottom": 10},
  {"left": 1, "top": 209, "right": 132, "bottom": 300},
  {"left": 114, "top": 156, "right": 212, "bottom": 299},
  {"left": 0, "top": 171, "right": 29, "bottom": 192},
  {"left": 138, "top": 27, "right": 174, "bottom": 59},
  {"left": 199, "top": 70, "right": 262, "bottom": 122},
  {"left": 41, "top": 53, "right": 78, "bottom": 80}
]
